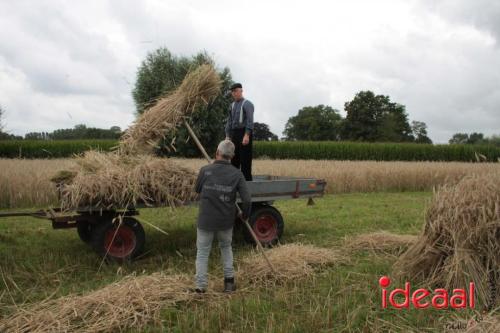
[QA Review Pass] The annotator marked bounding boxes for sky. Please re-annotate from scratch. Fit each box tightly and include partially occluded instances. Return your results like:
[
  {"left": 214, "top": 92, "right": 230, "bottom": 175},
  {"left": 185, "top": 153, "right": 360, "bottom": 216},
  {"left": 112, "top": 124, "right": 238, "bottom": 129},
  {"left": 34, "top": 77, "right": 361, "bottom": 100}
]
[{"left": 0, "top": 0, "right": 499, "bottom": 143}]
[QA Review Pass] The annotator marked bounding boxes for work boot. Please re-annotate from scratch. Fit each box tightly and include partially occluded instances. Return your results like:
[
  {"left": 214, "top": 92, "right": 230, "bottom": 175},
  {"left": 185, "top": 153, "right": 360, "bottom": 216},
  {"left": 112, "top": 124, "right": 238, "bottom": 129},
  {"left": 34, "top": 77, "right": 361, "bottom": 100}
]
[
  {"left": 223, "top": 277, "right": 236, "bottom": 292},
  {"left": 190, "top": 287, "right": 206, "bottom": 294}
]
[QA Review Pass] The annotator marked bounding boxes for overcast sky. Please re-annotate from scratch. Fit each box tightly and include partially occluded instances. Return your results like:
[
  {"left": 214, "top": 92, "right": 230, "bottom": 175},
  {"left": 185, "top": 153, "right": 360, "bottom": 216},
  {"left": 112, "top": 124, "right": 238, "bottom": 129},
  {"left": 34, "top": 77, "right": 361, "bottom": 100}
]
[{"left": 0, "top": 0, "right": 499, "bottom": 143}]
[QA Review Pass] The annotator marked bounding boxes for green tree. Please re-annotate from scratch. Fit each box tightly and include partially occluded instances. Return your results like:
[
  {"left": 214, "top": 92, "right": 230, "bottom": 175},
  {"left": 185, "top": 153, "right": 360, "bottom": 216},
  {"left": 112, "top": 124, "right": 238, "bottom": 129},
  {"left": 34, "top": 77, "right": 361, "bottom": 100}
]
[
  {"left": 25, "top": 132, "right": 50, "bottom": 140},
  {"left": 449, "top": 132, "right": 487, "bottom": 145},
  {"left": 342, "top": 91, "right": 413, "bottom": 142},
  {"left": 449, "top": 133, "right": 469, "bottom": 144},
  {"left": 253, "top": 122, "right": 278, "bottom": 141},
  {"left": 132, "top": 48, "right": 233, "bottom": 157},
  {"left": 467, "top": 132, "right": 485, "bottom": 144},
  {"left": 283, "top": 105, "right": 343, "bottom": 141},
  {"left": 110, "top": 126, "right": 122, "bottom": 134},
  {"left": 24, "top": 125, "right": 122, "bottom": 140},
  {"left": 485, "top": 135, "right": 500, "bottom": 146},
  {"left": 411, "top": 121, "right": 432, "bottom": 144}
]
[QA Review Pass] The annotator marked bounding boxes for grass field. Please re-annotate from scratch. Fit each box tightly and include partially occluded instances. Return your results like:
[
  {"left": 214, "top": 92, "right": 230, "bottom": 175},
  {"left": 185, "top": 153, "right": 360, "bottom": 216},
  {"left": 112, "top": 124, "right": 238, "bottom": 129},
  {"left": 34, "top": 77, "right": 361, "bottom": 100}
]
[{"left": 0, "top": 192, "right": 483, "bottom": 332}]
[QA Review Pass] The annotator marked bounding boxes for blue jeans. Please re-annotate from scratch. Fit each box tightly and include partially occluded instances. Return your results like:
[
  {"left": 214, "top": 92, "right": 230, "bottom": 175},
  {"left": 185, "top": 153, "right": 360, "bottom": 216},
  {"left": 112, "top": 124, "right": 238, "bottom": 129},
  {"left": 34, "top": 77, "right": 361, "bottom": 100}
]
[{"left": 195, "top": 227, "right": 234, "bottom": 289}]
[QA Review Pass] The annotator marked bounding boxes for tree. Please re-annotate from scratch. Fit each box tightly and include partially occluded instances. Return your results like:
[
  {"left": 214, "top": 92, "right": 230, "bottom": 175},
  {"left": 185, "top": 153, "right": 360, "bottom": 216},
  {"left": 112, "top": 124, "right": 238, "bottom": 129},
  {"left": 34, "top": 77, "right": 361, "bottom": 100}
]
[
  {"left": 132, "top": 48, "right": 234, "bottom": 157},
  {"left": 342, "top": 91, "right": 413, "bottom": 142},
  {"left": 449, "top": 133, "right": 469, "bottom": 144},
  {"left": 253, "top": 122, "right": 278, "bottom": 141},
  {"left": 25, "top": 125, "right": 122, "bottom": 140},
  {"left": 110, "top": 126, "right": 122, "bottom": 134},
  {"left": 411, "top": 121, "right": 432, "bottom": 144},
  {"left": 467, "top": 132, "right": 485, "bottom": 144},
  {"left": 449, "top": 132, "right": 486, "bottom": 145},
  {"left": 25, "top": 132, "right": 50, "bottom": 140},
  {"left": 486, "top": 135, "right": 500, "bottom": 146},
  {"left": 283, "top": 105, "right": 343, "bottom": 141}
]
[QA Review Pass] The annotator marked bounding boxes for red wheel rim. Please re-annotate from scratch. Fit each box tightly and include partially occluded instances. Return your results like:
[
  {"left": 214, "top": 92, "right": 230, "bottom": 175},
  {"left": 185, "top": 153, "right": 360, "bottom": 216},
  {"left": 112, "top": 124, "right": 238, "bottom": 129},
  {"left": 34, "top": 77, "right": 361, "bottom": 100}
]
[
  {"left": 104, "top": 225, "right": 136, "bottom": 258},
  {"left": 253, "top": 214, "right": 278, "bottom": 242}
]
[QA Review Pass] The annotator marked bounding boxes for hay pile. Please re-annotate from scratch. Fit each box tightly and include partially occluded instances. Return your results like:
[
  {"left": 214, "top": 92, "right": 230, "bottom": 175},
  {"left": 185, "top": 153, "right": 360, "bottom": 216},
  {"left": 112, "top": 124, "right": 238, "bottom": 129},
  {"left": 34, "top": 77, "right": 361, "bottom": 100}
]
[
  {"left": 0, "top": 273, "right": 193, "bottom": 333},
  {"left": 238, "top": 243, "right": 345, "bottom": 283},
  {"left": 394, "top": 172, "right": 500, "bottom": 307},
  {"left": 120, "top": 64, "right": 221, "bottom": 154},
  {"left": 345, "top": 231, "right": 417, "bottom": 254},
  {"left": 58, "top": 151, "right": 198, "bottom": 210},
  {"left": 53, "top": 64, "right": 221, "bottom": 210}
]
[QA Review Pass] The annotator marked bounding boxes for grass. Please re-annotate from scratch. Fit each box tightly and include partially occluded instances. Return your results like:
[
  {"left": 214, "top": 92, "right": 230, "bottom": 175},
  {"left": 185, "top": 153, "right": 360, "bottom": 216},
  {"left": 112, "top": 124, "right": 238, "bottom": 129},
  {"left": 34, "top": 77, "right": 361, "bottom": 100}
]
[{"left": 0, "top": 192, "right": 483, "bottom": 332}]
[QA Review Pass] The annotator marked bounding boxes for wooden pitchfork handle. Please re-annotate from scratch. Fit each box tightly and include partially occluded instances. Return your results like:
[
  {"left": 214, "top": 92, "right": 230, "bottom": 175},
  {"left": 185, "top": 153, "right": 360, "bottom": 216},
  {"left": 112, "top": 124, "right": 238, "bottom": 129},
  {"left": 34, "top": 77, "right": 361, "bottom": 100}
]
[{"left": 183, "top": 119, "right": 277, "bottom": 275}]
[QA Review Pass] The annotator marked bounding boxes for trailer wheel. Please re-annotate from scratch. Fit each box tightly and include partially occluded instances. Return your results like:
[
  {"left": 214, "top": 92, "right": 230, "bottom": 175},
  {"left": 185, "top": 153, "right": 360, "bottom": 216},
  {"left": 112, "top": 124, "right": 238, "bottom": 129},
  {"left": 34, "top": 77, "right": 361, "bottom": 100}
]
[
  {"left": 76, "top": 221, "right": 93, "bottom": 243},
  {"left": 244, "top": 206, "right": 284, "bottom": 246},
  {"left": 91, "top": 217, "right": 145, "bottom": 262}
]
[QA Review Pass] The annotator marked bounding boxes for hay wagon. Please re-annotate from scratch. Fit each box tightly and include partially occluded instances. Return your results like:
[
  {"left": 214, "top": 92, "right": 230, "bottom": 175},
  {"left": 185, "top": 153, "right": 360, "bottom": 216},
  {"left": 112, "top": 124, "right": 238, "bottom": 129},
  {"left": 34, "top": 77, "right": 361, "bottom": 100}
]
[{"left": 0, "top": 176, "right": 326, "bottom": 261}]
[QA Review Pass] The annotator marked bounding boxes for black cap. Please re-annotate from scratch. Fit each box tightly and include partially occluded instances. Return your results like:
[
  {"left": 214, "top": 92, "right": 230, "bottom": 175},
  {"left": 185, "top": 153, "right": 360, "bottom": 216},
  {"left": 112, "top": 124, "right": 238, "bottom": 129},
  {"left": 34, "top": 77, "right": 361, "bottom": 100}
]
[{"left": 230, "top": 83, "right": 242, "bottom": 91}]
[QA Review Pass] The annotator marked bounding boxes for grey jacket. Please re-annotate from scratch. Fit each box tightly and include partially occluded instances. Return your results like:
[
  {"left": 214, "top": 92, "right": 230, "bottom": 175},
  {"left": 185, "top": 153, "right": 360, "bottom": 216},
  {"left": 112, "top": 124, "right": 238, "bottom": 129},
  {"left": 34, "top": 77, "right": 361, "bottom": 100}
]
[
  {"left": 195, "top": 160, "right": 252, "bottom": 231},
  {"left": 225, "top": 98, "right": 254, "bottom": 136}
]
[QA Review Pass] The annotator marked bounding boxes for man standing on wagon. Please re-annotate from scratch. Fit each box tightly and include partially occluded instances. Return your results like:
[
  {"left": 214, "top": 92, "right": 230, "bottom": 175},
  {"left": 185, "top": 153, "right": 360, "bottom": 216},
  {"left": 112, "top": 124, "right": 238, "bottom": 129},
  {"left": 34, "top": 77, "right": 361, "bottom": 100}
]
[{"left": 225, "top": 83, "right": 254, "bottom": 181}]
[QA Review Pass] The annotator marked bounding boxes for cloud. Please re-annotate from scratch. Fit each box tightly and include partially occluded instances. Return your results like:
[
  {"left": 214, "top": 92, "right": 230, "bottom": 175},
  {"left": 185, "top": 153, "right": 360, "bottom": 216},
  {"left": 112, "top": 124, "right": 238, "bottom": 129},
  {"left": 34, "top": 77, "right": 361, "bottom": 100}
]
[{"left": 0, "top": 0, "right": 499, "bottom": 143}]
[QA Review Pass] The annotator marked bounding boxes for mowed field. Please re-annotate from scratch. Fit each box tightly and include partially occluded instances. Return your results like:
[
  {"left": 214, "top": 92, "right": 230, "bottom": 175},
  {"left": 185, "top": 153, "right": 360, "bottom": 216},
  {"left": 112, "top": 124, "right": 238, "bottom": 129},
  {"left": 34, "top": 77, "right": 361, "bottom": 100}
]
[{"left": 0, "top": 158, "right": 498, "bottom": 332}]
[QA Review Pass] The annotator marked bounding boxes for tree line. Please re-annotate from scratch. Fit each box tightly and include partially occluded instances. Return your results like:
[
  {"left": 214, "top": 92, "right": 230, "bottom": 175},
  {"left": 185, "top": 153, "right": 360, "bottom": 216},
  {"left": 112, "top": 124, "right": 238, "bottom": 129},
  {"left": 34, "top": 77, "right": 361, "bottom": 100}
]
[
  {"left": 0, "top": 119, "right": 122, "bottom": 140},
  {"left": 282, "top": 94, "right": 432, "bottom": 143}
]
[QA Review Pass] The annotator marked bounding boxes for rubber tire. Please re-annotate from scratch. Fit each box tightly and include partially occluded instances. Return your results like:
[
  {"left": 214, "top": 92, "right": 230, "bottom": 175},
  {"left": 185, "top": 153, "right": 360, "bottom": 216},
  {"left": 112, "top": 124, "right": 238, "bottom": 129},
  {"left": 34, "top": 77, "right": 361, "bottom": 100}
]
[
  {"left": 243, "top": 205, "right": 284, "bottom": 246},
  {"left": 91, "top": 217, "right": 145, "bottom": 262},
  {"left": 76, "top": 221, "right": 93, "bottom": 244}
]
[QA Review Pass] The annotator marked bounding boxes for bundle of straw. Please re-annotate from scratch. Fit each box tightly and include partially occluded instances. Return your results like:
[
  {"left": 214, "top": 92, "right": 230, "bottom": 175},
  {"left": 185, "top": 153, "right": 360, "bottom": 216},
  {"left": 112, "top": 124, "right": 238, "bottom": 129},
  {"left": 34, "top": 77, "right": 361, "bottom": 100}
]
[
  {"left": 238, "top": 243, "right": 345, "bottom": 283},
  {"left": 344, "top": 231, "right": 417, "bottom": 254},
  {"left": 0, "top": 273, "right": 193, "bottom": 333},
  {"left": 59, "top": 151, "right": 198, "bottom": 210},
  {"left": 120, "top": 63, "right": 222, "bottom": 154},
  {"left": 394, "top": 172, "right": 500, "bottom": 307},
  {"left": 53, "top": 64, "right": 221, "bottom": 210}
]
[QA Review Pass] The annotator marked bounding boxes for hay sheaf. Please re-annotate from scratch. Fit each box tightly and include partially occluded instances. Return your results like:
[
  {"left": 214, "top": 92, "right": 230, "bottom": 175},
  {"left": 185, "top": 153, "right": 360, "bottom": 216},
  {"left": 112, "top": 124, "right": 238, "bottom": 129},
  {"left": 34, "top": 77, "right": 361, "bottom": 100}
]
[
  {"left": 59, "top": 151, "right": 198, "bottom": 210},
  {"left": 52, "top": 64, "right": 220, "bottom": 210},
  {"left": 119, "top": 63, "right": 222, "bottom": 155},
  {"left": 0, "top": 273, "right": 193, "bottom": 333},
  {"left": 238, "top": 243, "right": 345, "bottom": 283},
  {"left": 344, "top": 231, "right": 417, "bottom": 254},
  {"left": 393, "top": 172, "right": 500, "bottom": 307}
]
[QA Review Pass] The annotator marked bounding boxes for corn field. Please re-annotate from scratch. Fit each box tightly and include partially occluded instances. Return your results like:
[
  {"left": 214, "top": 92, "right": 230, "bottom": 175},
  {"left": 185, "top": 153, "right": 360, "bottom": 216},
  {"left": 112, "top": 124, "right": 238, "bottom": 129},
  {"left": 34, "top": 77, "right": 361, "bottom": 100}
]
[
  {"left": 1, "top": 140, "right": 500, "bottom": 161},
  {"left": 254, "top": 141, "right": 500, "bottom": 162}
]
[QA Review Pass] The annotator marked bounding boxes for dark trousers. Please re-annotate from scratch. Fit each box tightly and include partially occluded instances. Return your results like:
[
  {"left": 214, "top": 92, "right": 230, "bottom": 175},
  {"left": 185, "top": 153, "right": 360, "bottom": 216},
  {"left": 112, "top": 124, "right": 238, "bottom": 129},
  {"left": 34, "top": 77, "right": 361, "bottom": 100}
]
[{"left": 230, "top": 128, "right": 253, "bottom": 181}]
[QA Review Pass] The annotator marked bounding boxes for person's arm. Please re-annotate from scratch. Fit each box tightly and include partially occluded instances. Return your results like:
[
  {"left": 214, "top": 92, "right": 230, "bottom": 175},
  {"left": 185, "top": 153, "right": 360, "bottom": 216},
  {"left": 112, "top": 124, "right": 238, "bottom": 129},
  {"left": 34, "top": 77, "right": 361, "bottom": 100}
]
[
  {"left": 236, "top": 174, "right": 251, "bottom": 220},
  {"left": 244, "top": 102, "right": 254, "bottom": 135},
  {"left": 242, "top": 102, "right": 254, "bottom": 145},
  {"left": 225, "top": 105, "right": 232, "bottom": 139},
  {"left": 194, "top": 167, "right": 205, "bottom": 194}
]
